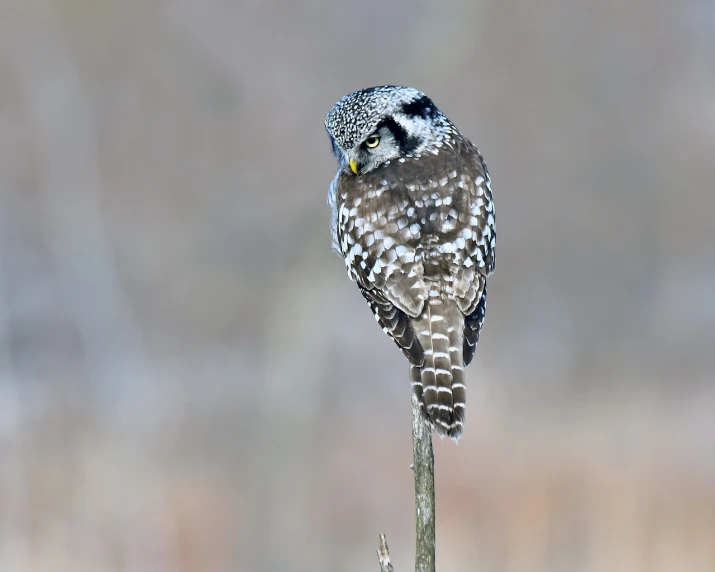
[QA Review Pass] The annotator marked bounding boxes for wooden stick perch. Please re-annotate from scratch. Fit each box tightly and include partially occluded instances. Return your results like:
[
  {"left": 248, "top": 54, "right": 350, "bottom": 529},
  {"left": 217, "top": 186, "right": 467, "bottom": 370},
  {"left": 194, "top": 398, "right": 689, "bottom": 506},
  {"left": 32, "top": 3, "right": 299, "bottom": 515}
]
[{"left": 376, "top": 394, "right": 436, "bottom": 571}]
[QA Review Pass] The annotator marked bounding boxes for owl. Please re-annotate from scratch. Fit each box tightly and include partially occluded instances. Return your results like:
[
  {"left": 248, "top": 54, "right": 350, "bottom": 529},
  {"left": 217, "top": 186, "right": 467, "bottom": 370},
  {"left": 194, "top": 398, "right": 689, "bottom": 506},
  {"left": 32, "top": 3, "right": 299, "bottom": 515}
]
[{"left": 325, "top": 86, "right": 495, "bottom": 439}]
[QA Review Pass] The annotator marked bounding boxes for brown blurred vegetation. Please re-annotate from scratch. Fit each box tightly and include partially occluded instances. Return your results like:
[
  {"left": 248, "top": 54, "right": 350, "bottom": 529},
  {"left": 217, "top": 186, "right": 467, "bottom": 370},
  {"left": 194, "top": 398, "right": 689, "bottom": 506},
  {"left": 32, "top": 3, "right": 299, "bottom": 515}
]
[{"left": 1, "top": 0, "right": 714, "bottom": 570}]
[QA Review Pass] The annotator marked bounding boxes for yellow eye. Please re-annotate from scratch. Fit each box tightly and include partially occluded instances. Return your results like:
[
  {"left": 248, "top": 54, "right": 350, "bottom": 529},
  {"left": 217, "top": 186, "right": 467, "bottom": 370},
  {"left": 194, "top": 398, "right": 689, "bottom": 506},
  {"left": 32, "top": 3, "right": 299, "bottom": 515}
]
[{"left": 364, "top": 135, "right": 380, "bottom": 148}]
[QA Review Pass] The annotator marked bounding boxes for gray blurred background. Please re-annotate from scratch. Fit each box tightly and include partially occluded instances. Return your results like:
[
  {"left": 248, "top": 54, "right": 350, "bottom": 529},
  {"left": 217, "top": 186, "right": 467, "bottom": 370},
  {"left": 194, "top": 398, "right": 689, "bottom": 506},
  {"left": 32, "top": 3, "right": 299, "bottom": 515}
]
[{"left": 1, "top": 0, "right": 714, "bottom": 571}]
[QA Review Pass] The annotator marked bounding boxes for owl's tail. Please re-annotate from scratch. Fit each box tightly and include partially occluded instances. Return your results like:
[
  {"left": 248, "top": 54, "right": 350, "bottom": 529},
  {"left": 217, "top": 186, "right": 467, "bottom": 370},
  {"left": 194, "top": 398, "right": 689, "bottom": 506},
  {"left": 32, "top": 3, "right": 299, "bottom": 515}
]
[{"left": 410, "top": 296, "right": 465, "bottom": 439}]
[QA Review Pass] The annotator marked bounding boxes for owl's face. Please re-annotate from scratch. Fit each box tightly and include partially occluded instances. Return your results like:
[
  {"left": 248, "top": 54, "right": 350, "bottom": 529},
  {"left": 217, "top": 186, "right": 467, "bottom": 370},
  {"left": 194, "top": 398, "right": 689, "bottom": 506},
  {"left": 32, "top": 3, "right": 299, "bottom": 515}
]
[{"left": 325, "top": 86, "right": 453, "bottom": 175}]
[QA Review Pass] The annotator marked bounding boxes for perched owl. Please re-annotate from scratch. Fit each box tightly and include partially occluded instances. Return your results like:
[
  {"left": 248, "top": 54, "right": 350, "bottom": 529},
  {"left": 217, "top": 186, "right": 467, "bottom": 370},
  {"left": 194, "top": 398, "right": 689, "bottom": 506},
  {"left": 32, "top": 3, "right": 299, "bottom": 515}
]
[{"left": 325, "top": 86, "right": 495, "bottom": 439}]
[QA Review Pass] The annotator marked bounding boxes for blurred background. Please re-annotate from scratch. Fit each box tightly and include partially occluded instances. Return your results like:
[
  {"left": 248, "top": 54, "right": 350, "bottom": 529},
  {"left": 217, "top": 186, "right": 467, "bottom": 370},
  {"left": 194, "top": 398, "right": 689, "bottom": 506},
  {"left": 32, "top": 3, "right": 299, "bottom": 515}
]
[{"left": 1, "top": 0, "right": 714, "bottom": 570}]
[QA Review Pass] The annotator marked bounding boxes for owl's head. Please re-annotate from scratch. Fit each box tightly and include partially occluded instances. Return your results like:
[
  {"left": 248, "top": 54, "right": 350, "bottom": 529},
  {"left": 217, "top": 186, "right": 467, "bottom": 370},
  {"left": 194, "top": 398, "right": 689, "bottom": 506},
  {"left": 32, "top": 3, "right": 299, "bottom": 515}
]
[{"left": 325, "top": 86, "right": 453, "bottom": 175}]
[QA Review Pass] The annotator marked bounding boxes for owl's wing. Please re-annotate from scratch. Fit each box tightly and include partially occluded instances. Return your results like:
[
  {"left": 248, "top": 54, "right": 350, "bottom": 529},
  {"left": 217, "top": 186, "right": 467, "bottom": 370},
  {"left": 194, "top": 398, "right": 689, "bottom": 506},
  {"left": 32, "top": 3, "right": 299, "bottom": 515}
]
[
  {"left": 335, "top": 172, "right": 426, "bottom": 366},
  {"left": 467, "top": 144, "right": 495, "bottom": 278},
  {"left": 445, "top": 139, "right": 496, "bottom": 316},
  {"left": 356, "top": 281, "right": 424, "bottom": 366},
  {"left": 342, "top": 228, "right": 426, "bottom": 366},
  {"left": 463, "top": 281, "right": 487, "bottom": 366},
  {"left": 453, "top": 140, "right": 495, "bottom": 363}
]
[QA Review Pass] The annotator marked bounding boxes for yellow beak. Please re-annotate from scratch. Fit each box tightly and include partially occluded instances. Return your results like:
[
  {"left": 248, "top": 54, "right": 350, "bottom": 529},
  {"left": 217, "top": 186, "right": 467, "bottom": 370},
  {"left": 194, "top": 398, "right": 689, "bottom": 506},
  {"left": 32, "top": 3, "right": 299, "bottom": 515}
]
[{"left": 349, "top": 158, "right": 358, "bottom": 174}]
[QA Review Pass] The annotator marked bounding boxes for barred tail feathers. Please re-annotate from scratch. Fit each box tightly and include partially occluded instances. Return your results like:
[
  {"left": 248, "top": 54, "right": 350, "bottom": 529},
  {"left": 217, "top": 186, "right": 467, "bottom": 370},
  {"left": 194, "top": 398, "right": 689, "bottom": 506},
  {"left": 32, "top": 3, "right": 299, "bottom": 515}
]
[{"left": 410, "top": 296, "right": 465, "bottom": 438}]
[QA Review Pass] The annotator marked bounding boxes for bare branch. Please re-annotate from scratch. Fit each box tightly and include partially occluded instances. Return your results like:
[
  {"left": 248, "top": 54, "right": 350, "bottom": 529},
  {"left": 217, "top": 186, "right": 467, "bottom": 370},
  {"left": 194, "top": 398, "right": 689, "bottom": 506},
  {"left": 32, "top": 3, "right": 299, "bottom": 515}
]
[
  {"left": 411, "top": 394, "right": 436, "bottom": 572},
  {"left": 376, "top": 534, "right": 394, "bottom": 572},
  {"left": 375, "top": 396, "right": 436, "bottom": 571}
]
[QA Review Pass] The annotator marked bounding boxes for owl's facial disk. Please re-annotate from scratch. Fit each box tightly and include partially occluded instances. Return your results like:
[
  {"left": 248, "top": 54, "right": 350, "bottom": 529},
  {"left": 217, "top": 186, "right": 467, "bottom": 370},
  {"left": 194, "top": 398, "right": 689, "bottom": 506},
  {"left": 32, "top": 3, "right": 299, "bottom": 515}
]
[
  {"left": 326, "top": 87, "right": 448, "bottom": 175},
  {"left": 332, "top": 113, "right": 439, "bottom": 175},
  {"left": 341, "top": 124, "right": 402, "bottom": 175}
]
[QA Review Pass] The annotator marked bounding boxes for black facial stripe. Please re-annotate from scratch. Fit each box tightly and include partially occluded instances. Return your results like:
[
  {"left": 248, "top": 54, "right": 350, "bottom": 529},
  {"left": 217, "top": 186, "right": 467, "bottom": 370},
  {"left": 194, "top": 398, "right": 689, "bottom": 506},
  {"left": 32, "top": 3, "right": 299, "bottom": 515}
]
[
  {"left": 374, "top": 117, "right": 421, "bottom": 155},
  {"left": 400, "top": 95, "right": 436, "bottom": 119}
]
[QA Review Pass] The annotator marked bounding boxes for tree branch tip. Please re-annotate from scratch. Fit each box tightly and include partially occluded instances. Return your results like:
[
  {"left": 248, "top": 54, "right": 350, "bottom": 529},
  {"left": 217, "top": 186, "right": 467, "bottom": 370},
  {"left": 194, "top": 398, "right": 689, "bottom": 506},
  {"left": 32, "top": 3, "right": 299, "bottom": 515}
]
[{"left": 376, "top": 533, "right": 394, "bottom": 572}]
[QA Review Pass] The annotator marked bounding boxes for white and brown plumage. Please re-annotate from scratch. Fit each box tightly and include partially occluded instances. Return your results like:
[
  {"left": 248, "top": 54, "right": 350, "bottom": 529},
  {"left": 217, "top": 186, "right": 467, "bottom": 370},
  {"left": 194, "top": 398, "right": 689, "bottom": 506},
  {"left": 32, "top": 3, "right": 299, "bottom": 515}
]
[{"left": 325, "top": 86, "right": 495, "bottom": 439}]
